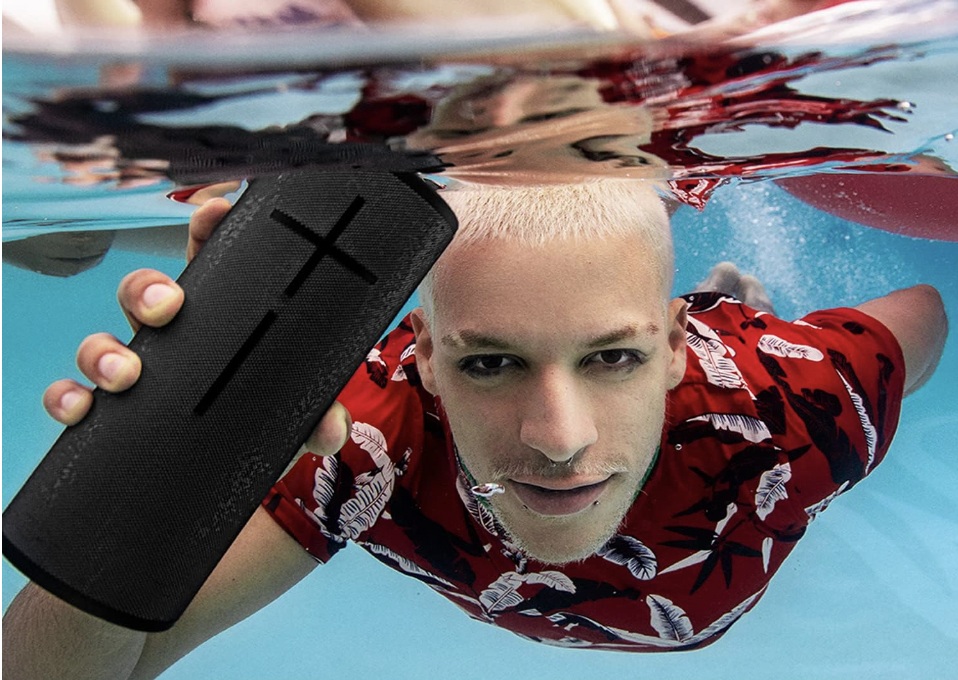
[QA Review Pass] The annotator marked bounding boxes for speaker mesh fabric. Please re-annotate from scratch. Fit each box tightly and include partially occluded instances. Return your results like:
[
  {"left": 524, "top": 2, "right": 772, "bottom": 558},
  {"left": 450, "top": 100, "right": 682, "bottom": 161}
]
[{"left": 2, "top": 171, "right": 457, "bottom": 631}]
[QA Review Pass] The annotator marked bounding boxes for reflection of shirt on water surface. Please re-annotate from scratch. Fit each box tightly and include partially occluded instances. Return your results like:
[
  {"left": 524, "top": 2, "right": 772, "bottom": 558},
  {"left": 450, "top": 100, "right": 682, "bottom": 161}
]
[{"left": 263, "top": 292, "right": 904, "bottom": 651}]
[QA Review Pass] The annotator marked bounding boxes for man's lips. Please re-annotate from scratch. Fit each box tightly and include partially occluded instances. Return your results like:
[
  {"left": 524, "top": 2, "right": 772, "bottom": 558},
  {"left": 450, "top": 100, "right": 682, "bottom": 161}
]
[{"left": 509, "top": 477, "right": 611, "bottom": 516}]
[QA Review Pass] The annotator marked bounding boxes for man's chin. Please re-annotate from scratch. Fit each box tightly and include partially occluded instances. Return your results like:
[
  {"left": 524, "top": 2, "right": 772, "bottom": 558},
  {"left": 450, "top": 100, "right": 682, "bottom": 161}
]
[{"left": 493, "top": 508, "right": 625, "bottom": 566}]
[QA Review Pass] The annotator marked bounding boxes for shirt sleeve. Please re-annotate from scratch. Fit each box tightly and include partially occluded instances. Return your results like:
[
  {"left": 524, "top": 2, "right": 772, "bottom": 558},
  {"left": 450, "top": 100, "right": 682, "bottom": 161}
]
[
  {"left": 749, "top": 305, "right": 906, "bottom": 535},
  {"left": 260, "top": 320, "right": 425, "bottom": 563}
]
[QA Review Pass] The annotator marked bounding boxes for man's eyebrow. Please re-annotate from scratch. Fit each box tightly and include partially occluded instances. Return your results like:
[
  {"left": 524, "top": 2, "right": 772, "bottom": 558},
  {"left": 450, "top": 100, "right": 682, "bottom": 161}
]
[
  {"left": 584, "top": 323, "right": 660, "bottom": 349},
  {"left": 440, "top": 331, "right": 514, "bottom": 350},
  {"left": 440, "top": 324, "right": 660, "bottom": 351}
]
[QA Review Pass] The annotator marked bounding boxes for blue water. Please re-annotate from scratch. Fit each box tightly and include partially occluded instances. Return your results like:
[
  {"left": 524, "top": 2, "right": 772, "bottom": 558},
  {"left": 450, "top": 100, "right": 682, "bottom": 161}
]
[
  {"left": 4, "top": 10, "right": 958, "bottom": 677},
  {"left": 4, "top": 178, "right": 956, "bottom": 678}
]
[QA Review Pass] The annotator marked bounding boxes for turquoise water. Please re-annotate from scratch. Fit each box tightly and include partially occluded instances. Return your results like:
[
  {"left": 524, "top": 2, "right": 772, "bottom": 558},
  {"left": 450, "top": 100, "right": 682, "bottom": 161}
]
[{"left": 4, "top": 9, "right": 958, "bottom": 678}]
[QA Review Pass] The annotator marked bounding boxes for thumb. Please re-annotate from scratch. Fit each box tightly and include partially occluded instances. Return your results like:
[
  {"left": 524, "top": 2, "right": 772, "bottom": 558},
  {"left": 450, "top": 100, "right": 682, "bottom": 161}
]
[
  {"left": 280, "top": 402, "right": 352, "bottom": 478},
  {"left": 306, "top": 401, "right": 353, "bottom": 456}
]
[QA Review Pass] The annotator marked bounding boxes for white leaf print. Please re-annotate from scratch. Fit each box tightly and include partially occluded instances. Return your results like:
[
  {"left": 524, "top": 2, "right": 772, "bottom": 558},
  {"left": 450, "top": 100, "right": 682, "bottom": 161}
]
[
  {"left": 757, "top": 334, "right": 824, "bottom": 361},
  {"left": 686, "top": 317, "right": 754, "bottom": 396},
  {"left": 455, "top": 475, "right": 499, "bottom": 536},
  {"left": 793, "top": 319, "right": 823, "bottom": 330},
  {"left": 687, "top": 316, "right": 738, "bottom": 356},
  {"left": 524, "top": 571, "right": 576, "bottom": 593},
  {"left": 350, "top": 422, "right": 389, "bottom": 467},
  {"left": 762, "top": 537, "right": 773, "bottom": 573},
  {"left": 687, "top": 413, "right": 772, "bottom": 443},
  {"left": 685, "top": 586, "right": 767, "bottom": 645},
  {"left": 311, "top": 455, "right": 339, "bottom": 523},
  {"left": 755, "top": 462, "right": 792, "bottom": 521},
  {"left": 714, "top": 502, "right": 738, "bottom": 537},
  {"left": 597, "top": 535, "right": 658, "bottom": 580},
  {"left": 658, "top": 549, "right": 711, "bottom": 576},
  {"left": 365, "top": 347, "right": 386, "bottom": 365},
  {"left": 805, "top": 480, "right": 850, "bottom": 522},
  {"left": 647, "top": 595, "right": 694, "bottom": 642},
  {"left": 391, "top": 365, "right": 407, "bottom": 382},
  {"left": 836, "top": 371, "right": 878, "bottom": 474},
  {"left": 339, "top": 472, "right": 393, "bottom": 540},
  {"left": 545, "top": 612, "right": 681, "bottom": 648},
  {"left": 359, "top": 542, "right": 456, "bottom": 590},
  {"left": 399, "top": 343, "right": 417, "bottom": 362},
  {"left": 479, "top": 572, "right": 526, "bottom": 613}
]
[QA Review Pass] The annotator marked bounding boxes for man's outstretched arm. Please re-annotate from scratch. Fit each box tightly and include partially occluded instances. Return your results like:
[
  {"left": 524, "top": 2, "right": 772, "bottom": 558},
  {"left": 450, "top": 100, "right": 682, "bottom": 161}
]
[{"left": 854, "top": 284, "right": 948, "bottom": 396}]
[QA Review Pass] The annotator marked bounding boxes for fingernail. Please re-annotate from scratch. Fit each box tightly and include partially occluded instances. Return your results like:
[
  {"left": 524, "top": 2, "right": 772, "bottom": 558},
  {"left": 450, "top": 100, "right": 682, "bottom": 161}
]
[
  {"left": 60, "top": 391, "right": 84, "bottom": 412},
  {"left": 98, "top": 353, "right": 126, "bottom": 381},
  {"left": 143, "top": 283, "right": 175, "bottom": 309}
]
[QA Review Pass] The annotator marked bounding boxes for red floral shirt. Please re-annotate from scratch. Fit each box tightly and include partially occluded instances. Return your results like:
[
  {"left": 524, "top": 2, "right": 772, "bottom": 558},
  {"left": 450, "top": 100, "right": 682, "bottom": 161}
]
[{"left": 263, "top": 292, "right": 904, "bottom": 651}]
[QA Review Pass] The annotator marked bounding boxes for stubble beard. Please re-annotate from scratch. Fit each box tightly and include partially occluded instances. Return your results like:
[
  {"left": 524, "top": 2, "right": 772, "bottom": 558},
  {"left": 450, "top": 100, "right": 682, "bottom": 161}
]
[{"left": 486, "top": 465, "right": 647, "bottom": 566}]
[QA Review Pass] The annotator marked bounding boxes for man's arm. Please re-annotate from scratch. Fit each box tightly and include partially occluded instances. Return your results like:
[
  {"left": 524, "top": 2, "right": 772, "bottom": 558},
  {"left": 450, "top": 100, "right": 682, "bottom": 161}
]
[
  {"left": 854, "top": 284, "right": 948, "bottom": 396},
  {"left": 3, "top": 508, "right": 318, "bottom": 680}
]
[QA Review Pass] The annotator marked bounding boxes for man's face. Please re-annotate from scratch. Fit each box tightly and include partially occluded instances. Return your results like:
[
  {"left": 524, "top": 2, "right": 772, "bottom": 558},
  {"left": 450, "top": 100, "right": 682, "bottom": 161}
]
[{"left": 412, "top": 235, "right": 687, "bottom": 564}]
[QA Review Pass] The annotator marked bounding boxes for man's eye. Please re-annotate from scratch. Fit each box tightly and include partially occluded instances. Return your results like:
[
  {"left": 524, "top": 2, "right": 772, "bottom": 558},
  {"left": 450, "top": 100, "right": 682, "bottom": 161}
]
[
  {"left": 459, "top": 355, "right": 519, "bottom": 378},
  {"left": 585, "top": 349, "right": 645, "bottom": 371}
]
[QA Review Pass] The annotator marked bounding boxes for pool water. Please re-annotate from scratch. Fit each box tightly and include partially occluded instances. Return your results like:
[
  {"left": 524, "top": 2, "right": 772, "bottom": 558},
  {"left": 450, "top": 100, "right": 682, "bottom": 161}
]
[{"left": 3, "top": 4, "right": 958, "bottom": 678}]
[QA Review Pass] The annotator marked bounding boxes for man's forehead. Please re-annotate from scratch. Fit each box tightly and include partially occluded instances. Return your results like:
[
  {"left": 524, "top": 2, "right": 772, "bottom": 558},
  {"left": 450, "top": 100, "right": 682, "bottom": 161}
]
[{"left": 440, "top": 321, "right": 662, "bottom": 351}]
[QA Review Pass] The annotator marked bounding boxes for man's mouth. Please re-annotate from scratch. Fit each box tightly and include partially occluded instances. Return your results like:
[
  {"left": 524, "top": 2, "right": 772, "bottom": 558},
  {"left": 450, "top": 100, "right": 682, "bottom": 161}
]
[{"left": 509, "top": 477, "right": 611, "bottom": 516}]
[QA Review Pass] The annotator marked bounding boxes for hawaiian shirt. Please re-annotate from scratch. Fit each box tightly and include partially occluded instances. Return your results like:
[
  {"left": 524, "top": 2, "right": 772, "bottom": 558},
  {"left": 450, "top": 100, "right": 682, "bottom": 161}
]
[{"left": 262, "top": 292, "right": 904, "bottom": 651}]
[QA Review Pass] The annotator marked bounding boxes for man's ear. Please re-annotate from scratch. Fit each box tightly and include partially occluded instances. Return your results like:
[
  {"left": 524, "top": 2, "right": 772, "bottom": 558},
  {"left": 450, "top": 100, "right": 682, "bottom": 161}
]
[
  {"left": 666, "top": 297, "right": 688, "bottom": 390},
  {"left": 410, "top": 307, "right": 439, "bottom": 395}
]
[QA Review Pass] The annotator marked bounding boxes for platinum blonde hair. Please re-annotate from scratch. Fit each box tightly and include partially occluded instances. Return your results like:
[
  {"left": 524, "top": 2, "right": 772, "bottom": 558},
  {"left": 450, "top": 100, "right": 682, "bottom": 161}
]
[{"left": 418, "top": 181, "right": 674, "bottom": 324}]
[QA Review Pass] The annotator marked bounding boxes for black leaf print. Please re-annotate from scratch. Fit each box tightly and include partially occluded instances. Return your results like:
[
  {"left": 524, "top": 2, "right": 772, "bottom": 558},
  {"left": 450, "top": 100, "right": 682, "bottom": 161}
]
[
  {"left": 758, "top": 352, "right": 865, "bottom": 486},
  {"left": 740, "top": 316, "right": 768, "bottom": 331},
  {"left": 829, "top": 349, "right": 876, "bottom": 433},
  {"left": 388, "top": 486, "right": 482, "bottom": 585},
  {"left": 720, "top": 549, "right": 734, "bottom": 587},
  {"left": 691, "top": 551, "right": 720, "bottom": 593},
  {"left": 683, "top": 291, "right": 729, "bottom": 313},
  {"left": 324, "top": 459, "right": 356, "bottom": 553},
  {"left": 403, "top": 361, "right": 423, "bottom": 388},
  {"left": 520, "top": 578, "right": 642, "bottom": 615},
  {"left": 668, "top": 416, "right": 767, "bottom": 447},
  {"left": 755, "top": 386, "right": 786, "bottom": 434},
  {"left": 661, "top": 525, "right": 716, "bottom": 552},
  {"left": 726, "top": 541, "right": 763, "bottom": 558},
  {"left": 365, "top": 357, "right": 389, "bottom": 388},
  {"left": 676, "top": 444, "right": 780, "bottom": 521},
  {"left": 842, "top": 321, "right": 865, "bottom": 335}
]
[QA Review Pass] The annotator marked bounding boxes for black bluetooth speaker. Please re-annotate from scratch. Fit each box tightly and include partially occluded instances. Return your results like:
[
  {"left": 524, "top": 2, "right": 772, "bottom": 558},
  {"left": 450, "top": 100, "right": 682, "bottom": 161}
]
[{"left": 2, "top": 170, "right": 457, "bottom": 632}]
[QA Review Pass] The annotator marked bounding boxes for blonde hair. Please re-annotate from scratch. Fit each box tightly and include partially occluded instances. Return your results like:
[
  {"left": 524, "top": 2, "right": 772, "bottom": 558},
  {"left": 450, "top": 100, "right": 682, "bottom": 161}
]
[{"left": 418, "top": 181, "right": 673, "bottom": 323}]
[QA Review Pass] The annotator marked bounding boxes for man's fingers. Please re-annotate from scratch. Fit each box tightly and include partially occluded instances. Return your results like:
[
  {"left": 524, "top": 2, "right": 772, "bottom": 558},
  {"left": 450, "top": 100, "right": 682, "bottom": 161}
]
[
  {"left": 187, "top": 197, "right": 233, "bottom": 262},
  {"left": 116, "top": 269, "right": 185, "bottom": 332},
  {"left": 76, "top": 333, "right": 142, "bottom": 392},
  {"left": 43, "top": 379, "right": 94, "bottom": 426}
]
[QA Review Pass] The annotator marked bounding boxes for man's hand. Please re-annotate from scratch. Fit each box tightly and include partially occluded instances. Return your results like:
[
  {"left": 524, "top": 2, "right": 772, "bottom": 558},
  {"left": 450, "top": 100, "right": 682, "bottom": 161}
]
[
  {"left": 694, "top": 261, "right": 776, "bottom": 315},
  {"left": 41, "top": 196, "right": 353, "bottom": 459}
]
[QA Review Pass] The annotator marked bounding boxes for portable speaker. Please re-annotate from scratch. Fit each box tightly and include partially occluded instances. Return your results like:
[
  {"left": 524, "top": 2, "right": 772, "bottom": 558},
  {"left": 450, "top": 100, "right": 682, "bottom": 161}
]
[{"left": 2, "top": 170, "right": 457, "bottom": 632}]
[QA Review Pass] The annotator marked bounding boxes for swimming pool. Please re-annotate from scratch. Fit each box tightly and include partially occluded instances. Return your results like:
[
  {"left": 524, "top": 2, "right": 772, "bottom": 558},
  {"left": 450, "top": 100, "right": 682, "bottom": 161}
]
[{"left": 3, "top": 3, "right": 958, "bottom": 678}]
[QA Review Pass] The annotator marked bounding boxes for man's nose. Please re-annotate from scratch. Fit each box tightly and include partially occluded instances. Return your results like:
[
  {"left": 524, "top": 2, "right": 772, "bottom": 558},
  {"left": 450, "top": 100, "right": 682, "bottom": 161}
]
[{"left": 519, "top": 368, "right": 598, "bottom": 464}]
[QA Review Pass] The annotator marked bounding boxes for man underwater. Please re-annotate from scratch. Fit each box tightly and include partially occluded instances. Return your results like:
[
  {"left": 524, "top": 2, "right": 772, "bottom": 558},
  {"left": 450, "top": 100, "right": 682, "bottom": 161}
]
[{"left": 4, "top": 180, "right": 947, "bottom": 677}]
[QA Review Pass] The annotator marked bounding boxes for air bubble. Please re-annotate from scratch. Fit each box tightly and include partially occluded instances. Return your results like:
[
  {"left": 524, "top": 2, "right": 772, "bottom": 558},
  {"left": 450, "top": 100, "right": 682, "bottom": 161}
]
[{"left": 946, "top": 133, "right": 954, "bottom": 142}]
